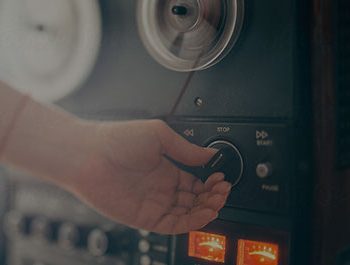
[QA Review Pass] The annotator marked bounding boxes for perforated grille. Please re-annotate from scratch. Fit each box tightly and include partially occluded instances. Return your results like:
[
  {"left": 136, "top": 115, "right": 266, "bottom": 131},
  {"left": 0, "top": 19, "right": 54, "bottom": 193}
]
[{"left": 336, "top": 0, "right": 350, "bottom": 168}]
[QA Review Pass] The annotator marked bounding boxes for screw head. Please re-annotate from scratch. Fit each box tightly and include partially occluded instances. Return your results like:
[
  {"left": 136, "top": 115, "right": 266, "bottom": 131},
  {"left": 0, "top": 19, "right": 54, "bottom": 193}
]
[{"left": 194, "top": 97, "right": 203, "bottom": 107}]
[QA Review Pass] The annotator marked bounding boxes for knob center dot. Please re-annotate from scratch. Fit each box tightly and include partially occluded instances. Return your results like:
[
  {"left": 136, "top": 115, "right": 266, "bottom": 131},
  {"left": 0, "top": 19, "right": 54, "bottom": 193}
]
[
  {"left": 35, "top": 24, "right": 46, "bottom": 32},
  {"left": 171, "top": 5, "right": 188, "bottom": 16}
]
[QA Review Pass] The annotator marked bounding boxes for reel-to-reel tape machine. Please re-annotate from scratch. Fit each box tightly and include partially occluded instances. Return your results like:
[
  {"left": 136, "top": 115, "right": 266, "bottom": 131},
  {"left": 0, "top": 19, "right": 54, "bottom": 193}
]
[
  {"left": 0, "top": 0, "right": 349, "bottom": 265},
  {"left": 137, "top": 0, "right": 244, "bottom": 72}
]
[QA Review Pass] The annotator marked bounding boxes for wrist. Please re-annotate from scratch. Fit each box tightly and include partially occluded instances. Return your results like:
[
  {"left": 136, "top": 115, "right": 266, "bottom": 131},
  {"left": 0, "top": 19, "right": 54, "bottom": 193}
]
[
  {"left": 1, "top": 97, "right": 99, "bottom": 188},
  {"left": 0, "top": 94, "right": 29, "bottom": 161}
]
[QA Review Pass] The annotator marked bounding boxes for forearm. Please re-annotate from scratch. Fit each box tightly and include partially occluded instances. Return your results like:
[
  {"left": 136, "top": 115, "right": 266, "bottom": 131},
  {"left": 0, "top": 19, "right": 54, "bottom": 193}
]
[
  {"left": 0, "top": 82, "right": 96, "bottom": 187},
  {"left": 0, "top": 82, "right": 26, "bottom": 144}
]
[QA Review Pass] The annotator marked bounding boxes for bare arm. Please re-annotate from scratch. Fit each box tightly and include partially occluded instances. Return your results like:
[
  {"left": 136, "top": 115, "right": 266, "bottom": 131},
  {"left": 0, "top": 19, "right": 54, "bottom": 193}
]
[
  {"left": 0, "top": 81, "right": 94, "bottom": 186},
  {"left": 0, "top": 81, "right": 231, "bottom": 234}
]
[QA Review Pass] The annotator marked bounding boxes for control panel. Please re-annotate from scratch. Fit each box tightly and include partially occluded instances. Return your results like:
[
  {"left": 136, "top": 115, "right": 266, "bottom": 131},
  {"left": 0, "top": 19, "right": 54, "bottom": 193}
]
[
  {"left": 2, "top": 179, "right": 170, "bottom": 265},
  {"left": 169, "top": 121, "right": 293, "bottom": 215},
  {"left": 1, "top": 121, "right": 302, "bottom": 265},
  {"left": 172, "top": 219, "right": 289, "bottom": 265}
]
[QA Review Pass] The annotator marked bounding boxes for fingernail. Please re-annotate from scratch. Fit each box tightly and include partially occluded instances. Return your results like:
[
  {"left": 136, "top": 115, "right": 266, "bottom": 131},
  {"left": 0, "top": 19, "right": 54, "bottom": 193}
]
[
  {"left": 216, "top": 173, "right": 225, "bottom": 181},
  {"left": 225, "top": 183, "right": 232, "bottom": 192},
  {"left": 211, "top": 212, "right": 219, "bottom": 221}
]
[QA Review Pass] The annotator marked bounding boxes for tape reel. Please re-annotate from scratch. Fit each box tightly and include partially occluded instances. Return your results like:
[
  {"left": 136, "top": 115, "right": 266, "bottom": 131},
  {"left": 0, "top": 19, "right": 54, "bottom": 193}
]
[
  {"left": 137, "top": 0, "right": 244, "bottom": 72},
  {"left": 0, "top": 0, "right": 102, "bottom": 102}
]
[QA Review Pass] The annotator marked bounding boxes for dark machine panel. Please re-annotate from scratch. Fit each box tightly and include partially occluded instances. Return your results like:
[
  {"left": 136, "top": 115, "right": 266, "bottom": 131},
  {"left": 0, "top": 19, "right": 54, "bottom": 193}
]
[
  {"left": 337, "top": 248, "right": 350, "bottom": 265},
  {"left": 0, "top": 0, "right": 348, "bottom": 265},
  {"left": 336, "top": 0, "right": 350, "bottom": 168},
  {"left": 1, "top": 0, "right": 311, "bottom": 264},
  {"left": 169, "top": 121, "right": 293, "bottom": 214},
  {"left": 59, "top": 0, "right": 297, "bottom": 120}
]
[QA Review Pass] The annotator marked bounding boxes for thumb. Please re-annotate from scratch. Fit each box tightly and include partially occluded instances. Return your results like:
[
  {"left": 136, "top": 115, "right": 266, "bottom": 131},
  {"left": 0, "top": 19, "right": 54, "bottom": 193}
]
[{"left": 153, "top": 120, "right": 217, "bottom": 166}]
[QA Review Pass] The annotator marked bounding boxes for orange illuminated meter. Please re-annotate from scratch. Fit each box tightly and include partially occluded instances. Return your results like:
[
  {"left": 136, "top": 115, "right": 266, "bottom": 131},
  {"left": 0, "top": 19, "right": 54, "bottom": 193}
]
[
  {"left": 188, "top": 231, "right": 227, "bottom": 263},
  {"left": 237, "top": 239, "right": 279, "bottom": 265},
  {"left": 187, "top": 232, "right": 280, "bottom": 265},
  {"left": 174, "top": 220, "right": 287, "bottom": 265}
]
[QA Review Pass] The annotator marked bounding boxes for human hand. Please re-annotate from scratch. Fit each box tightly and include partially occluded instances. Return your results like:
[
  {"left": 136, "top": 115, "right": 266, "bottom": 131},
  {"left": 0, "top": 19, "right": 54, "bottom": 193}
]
[
  {"left": 71, "top": 120, "right": 232, "bottom": 234},
  {"left": 0, "top": 84, "right": 230, "bottom": 234}
]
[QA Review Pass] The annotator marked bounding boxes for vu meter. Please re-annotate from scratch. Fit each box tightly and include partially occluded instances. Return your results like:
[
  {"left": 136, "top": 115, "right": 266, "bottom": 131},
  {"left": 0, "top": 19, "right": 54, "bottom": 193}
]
[
  {"left": 187, "top": 233, "right": 279, "bottom": 265},
  {"left": 237, "top": 240, "right": 279, "bottom": 265},
  {"left": 188, "top": 232, "right": 226, "bottom": 263},
  {"left": 173, "top": 220, "right": 286, "bottom": 265}
]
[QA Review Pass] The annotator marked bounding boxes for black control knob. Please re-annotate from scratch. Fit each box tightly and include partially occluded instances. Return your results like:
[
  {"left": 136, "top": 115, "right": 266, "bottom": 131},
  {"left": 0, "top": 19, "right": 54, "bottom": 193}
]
[
  {"left": 87, "top": 229, "right": 109, "bottom": 256},
  {"left": 57, "top": 223, "right": 83, "bottom": 250},
  {"left": 87, "top": 228, "right": 134, "bottom": 257},
  {"left": 30, "top": 217, "right": 55, "bottom": 241},
  {"left": 3, "top": 211, "right": 31, "bottom": 236},
  {"left": 206, "top": 140, "right": 244, "bottom": 187},
  {"left": 166, "top": 140, "right": 244, "bottom": 186}
]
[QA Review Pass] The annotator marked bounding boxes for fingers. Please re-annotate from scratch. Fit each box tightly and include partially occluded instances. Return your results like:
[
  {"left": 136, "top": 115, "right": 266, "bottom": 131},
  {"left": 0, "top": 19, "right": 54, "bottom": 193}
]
[
  {"left": 193, "top": 180, "right": 231, "bottom": 211},
  {"left": 211, "top": 181, "right": 232, "bottom": 193},
  {"left": 155, "top": 176, "right": 232, "bottom": 234},
  {"left": 174, "top": 184, "right": 229, "bottom": 213},
  {"left": 177, "top": 170, "right": 197, "bottom": 192},
  {"left": 170, "top": 206, "right": 189, "bottom": 215},
  {"left": 172, "top": 186, "right": 229, "bottom": 233},
  {"left": 200, "top": 194, "right": 228, "bottom": 212},
  {"left": 175, "top": 191, "right": 196, "bottom": 208},
  {"left": 177, "top": 170, "right": 224, "bottom": 194},
  {"left": 204, "top": 173, "right": 225, "bottom": 191},
  {"left": 173, "top": 178, "right": 231, "bottom": 215},
  {"left": 152, "top": 120, "right": 217, "bottom": 166},
  {"left": 192, "top": 179, "right": 205, "bottom": 194},
  {"left": 175, "top": 171, "right": 230, "bottom": 211},
  {"left": 177, "top": 170, "right": 206, "bottom": 194}
]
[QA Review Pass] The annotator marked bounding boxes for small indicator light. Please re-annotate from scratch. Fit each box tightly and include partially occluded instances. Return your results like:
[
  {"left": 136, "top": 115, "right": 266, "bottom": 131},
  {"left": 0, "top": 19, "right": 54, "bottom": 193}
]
[
  {"left": 237, "top": 239, "right": 279, "bottom": 265},
  {"left": 188, "top": 231, "right": 226, "bottom": 263}
]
